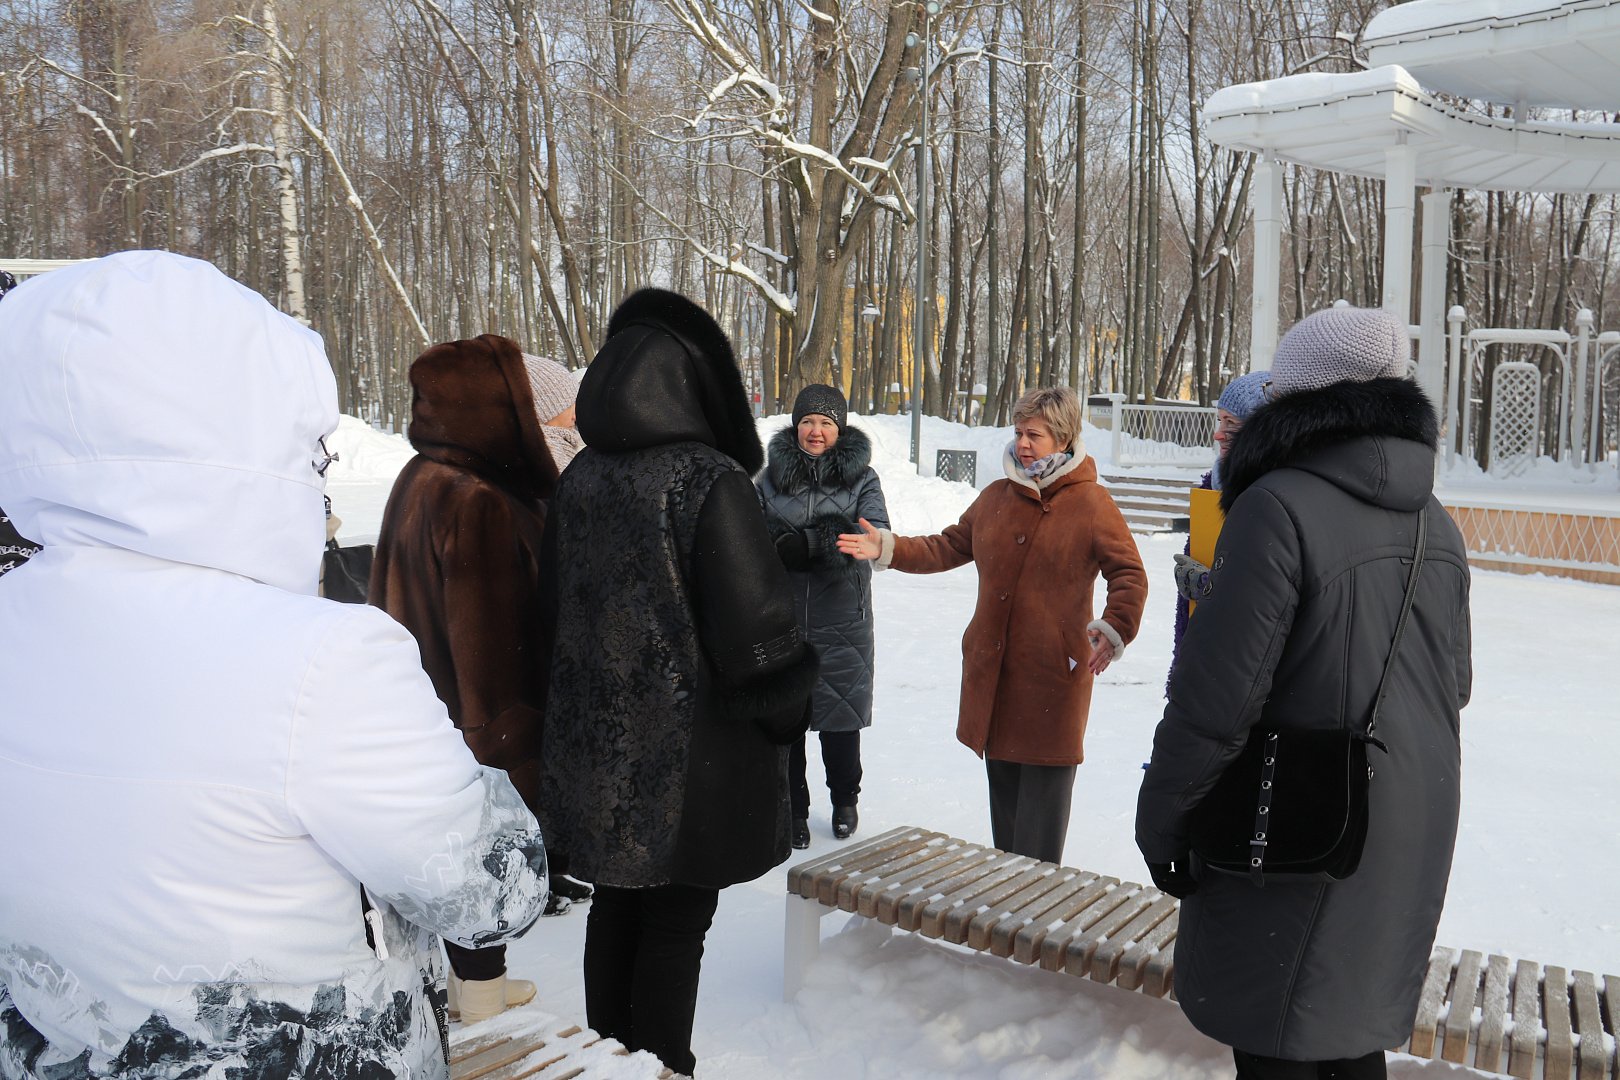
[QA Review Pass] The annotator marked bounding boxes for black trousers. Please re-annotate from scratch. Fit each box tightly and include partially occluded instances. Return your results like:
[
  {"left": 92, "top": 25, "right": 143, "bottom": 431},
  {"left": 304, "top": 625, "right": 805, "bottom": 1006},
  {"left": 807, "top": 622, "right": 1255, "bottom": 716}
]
[
  {"left": 584, "top": 882, "right": 720, "bottom": 1076},
  {"left": 984, "top": 758, "right": 1077, "bottom": 864},
  {"left": 789, "top": 730, "right": 862, "bottom": 819},
  {"left": 1233, "top": 1049, "right": 1387, "bottom": 1079},
  {"left": 444, "top": 940, "right": 505, "bottom": 982}
]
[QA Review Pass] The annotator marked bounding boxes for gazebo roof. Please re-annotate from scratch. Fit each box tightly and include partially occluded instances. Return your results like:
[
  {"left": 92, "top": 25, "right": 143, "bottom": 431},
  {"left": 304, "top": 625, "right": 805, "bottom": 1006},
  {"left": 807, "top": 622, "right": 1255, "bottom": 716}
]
[
  {"left": 1363, "top": 0, "right": 1620, "bottom": 112},
  {"left": 1202, "top": 66, "right": 1620, "bottom": 192}
]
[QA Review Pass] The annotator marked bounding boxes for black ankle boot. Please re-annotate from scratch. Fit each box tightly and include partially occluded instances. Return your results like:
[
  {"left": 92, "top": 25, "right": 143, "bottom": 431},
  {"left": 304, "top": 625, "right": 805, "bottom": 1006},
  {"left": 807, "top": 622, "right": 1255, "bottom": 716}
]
[
  {"left": 832, "top": 805, "right": 858, "bottom": 840},
  {"left": 791, "top": 819, "right": 811, "bottom": 849}
]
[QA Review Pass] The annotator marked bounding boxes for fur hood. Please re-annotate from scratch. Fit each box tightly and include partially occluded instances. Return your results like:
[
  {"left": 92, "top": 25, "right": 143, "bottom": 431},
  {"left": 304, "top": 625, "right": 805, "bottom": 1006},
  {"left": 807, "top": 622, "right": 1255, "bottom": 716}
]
[
  {"left": 408, "top": 333, "right": 558, "bottom": 504},
  {"left": 765, "top": 424, "right": 873, "bottom": 493},
  {"left": 577, "top": 288, "right": 763, "bottom": 474},
  {"left": 1221, "top": 377, "right": 1439, "bottom": 514}
]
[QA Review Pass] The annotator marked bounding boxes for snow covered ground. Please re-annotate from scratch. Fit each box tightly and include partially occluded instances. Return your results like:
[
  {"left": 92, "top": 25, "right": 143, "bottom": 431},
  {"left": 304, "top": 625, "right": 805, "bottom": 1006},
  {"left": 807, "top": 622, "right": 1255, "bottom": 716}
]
[{"left": 326, "top": 412, "right": 1620, "bottom": 1080}]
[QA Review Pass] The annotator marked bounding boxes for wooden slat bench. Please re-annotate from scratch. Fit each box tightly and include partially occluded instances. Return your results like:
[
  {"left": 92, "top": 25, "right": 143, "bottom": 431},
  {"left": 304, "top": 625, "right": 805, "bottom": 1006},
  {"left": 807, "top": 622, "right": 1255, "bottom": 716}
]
[
  {"left": 448, "top": 1009, "right": 670, "bottom": 1080},
  {"left": 785, "top": 826, "right": 1619, "bottom": 1080}
]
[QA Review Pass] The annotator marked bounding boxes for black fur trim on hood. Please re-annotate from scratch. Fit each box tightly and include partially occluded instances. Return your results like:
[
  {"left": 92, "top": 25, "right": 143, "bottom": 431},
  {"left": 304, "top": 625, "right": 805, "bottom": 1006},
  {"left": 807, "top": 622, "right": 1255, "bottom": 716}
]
[
  {"left": 766, "top": 424, "right": 873, "bottom": 493},
  {"left": 1221, "top": 377, "right": 1439, "bottom": 513},
  {"left": 589, "top": 287, "right": 764, "bottom": 474}
]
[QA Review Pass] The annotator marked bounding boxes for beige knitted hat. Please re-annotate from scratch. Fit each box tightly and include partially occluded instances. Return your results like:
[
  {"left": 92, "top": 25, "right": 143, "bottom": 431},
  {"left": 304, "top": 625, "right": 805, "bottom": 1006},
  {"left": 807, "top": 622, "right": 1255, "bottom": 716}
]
[
  {"left": 523, "top": 353, "right": 584, "bottom": 468},
  {"left": 1270, "top": 306, "right": 1411, "bottom": 397}
]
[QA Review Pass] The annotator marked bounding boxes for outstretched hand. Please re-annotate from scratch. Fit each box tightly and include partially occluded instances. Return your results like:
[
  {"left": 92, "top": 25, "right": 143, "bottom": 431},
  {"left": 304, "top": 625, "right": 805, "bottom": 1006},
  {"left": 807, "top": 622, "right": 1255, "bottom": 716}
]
[{"left": 836, "top": 518, "right": 883, "bottom": 561}]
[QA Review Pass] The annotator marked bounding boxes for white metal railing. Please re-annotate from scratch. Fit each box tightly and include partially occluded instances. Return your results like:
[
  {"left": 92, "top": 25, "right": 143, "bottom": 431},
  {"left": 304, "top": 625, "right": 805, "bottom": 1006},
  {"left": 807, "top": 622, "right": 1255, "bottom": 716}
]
[{"left": 1109, "top": 397, "right": 1218, "bottom": 469}]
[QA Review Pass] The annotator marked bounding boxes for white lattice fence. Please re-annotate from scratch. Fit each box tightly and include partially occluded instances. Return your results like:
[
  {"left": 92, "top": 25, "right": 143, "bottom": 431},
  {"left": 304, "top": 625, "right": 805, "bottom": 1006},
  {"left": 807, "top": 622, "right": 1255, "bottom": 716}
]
[
  {"left": 1442, "top": 501, "right": 1620, "bottom": 586},
  {"left": 1487, "top": 362, "right": 1542, "bottom": 477},
  {"left": 1112, "top": 404, "right": 1217, "bottom": 469}
]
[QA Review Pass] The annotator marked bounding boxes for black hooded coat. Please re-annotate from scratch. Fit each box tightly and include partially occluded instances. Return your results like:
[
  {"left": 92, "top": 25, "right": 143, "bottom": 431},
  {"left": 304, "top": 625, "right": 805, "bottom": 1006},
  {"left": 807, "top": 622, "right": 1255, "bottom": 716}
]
[
  {"left": 536, "top": 288, "right": 818, "bottom": 891},
  {"left": 756, "top": 425, "right": 889, "bottom": 733},
  {"left": 1135, "top": 377, "right": 1473, "bottom": 1060}
]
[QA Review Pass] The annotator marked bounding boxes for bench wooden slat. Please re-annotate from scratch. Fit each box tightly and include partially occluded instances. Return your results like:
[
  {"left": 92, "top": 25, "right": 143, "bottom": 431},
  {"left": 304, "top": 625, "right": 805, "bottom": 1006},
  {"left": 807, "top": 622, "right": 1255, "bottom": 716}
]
[
  {"left": 1571, "top": 970, "right": 1607, "bottom": 1080},
  {"left": 874, "top": 844, "right": 996, "bottom": 923},
  {"left": 1036, "top": 883, "right": 1140, "bottom": 974},
  {"left": 1409, "top": 947, "right": 1454, "bottom": 1059},
  {"left": 829, "top": 834, "right": 954, "bottom": 908},
  {"left": 990, "top": 870, "right": 1100, "bottom": 958},
  {"left": 894, "top": 847, "right": 1014, "bottom": 928},
  {"left": 1603, "top": 975, "right": 1620, "bottom": 1080},
  {"left": 1444, "top": 949, "right": 1485, "bottom": 1064},
  {"left": 941, "top": 860, "right": 1053, "bottom": 943},
  {"left": 1090, "top": 892, "right": 1178, "bottom": 985},
  {"left": 1509, "top": 958, "right": 1541, "bottom": 1079},
  {"left": 1118, "top": 907, "right": 1179, "bottom": 994},
  {"left": 454, "top": 1035, "right": 552, "bottom": 1080},
  {"left": 1011, "top": 874, "right": 1118, "bottom": 966},
  {"left": 1546, "top": 965, "right": 1574, "bottom": 1080},
  {"left": 452, "top": 1029, "right": 522, "bottom": 1063},
  {"left": 965, "top": 867, "right": 1083, "bottom": 952},
  {"left": 846, "top": 841, "right": 979, "bottom": 917},
  {"left": 785, "top": 826, "right": 920, "bottom": 895},
  {"left": 1056, "top": 885, "right": 1156, "bottom": 977},
  {"left": 913, "top": 854, "right": 1036, "bottom": 939},
  {"left": 1477, "top": 953, "right": 1513, "bottom": 1075}
]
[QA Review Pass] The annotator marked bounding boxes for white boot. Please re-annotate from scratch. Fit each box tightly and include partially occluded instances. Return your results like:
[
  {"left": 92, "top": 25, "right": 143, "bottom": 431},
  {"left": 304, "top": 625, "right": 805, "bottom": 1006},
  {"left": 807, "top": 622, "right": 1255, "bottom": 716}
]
[{"left": 447, "top": 971, "right": 537, "bottom": 1024}]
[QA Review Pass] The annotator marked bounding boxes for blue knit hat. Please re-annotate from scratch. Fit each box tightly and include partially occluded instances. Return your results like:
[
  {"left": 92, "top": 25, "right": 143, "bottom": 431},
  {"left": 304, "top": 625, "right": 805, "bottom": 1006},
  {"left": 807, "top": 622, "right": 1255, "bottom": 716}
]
[{"left": 1216, "top": 370, "right": 1270, "bottom": 421}]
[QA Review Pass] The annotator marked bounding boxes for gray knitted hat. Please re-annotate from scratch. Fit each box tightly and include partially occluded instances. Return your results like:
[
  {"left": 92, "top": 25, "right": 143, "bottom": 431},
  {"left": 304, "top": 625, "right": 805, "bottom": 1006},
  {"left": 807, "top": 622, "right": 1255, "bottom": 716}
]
[
  {"left": 792, "top": 383, "right": 847, "bottom": 429},
  {"left": 1270, "top": 306, "right": 1410, "bottom": 397},
  {"left": 522, "top": 353, "right": 577, "bottom": 423}
]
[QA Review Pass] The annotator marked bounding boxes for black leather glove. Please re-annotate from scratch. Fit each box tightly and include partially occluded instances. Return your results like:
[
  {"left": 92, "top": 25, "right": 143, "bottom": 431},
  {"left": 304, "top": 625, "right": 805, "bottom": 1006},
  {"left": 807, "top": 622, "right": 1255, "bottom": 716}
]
[
  {"left": 1147, "top": 859, "right": 1198, "bottom": 899},
  {"left": 774, "top": 530, "right": 810, "bottom": 571}
]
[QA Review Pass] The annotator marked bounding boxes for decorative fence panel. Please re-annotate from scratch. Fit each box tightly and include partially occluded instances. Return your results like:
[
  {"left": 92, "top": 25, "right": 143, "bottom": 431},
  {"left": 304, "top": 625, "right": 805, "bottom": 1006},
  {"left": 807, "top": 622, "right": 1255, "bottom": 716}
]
[
  {"left": 1111, "top": 403, "right": 1218, "bottom": 470},
  {"left": 1441, "top": 500, "right": 1620, "bottom": 586}
]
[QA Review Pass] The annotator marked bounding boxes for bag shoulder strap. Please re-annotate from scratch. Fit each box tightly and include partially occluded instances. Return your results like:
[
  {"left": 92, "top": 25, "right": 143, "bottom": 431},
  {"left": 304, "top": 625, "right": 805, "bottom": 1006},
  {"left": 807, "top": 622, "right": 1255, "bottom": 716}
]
[{"left": 1366, "top": 505, "right": 1429, "bottom": 739}]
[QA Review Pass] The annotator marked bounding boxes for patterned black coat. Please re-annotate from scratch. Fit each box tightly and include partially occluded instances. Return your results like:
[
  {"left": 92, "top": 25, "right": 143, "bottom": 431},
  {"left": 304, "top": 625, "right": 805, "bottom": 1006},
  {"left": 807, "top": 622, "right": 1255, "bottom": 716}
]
[
  {"left": 756, "top": 425, "right": 889, "bottom": 732},
  {"left": 537, "top": 289, "right": 817, "bottom": 891},
  {"left": 0, "top": 509, "right": 40, "bottom": 578},
  {"left": 1136, "top": 377, "right": 1472, "bottom": 1060}
]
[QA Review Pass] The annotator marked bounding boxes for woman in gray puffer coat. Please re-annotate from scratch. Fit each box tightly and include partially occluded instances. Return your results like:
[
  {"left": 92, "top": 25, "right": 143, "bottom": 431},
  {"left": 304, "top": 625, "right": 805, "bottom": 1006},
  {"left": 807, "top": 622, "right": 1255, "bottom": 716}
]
[
  {"left": 757, "top": 384, "right": 889, "bottom": 847},
  {"left": 1136, "top": 307, "right": 1472, "bottom": 1080}
]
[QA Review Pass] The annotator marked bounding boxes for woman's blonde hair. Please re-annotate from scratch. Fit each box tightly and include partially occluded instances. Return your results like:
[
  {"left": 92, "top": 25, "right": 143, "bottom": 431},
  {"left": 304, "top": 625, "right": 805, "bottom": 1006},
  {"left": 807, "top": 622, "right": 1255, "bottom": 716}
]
[{"left": 1011, "top": 386, "right": 1082, "bottom": 452}]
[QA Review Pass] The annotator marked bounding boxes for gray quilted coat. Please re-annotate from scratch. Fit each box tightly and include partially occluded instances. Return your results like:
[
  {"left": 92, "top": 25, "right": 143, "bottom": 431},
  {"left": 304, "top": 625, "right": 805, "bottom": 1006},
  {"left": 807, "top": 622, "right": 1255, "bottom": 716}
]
[
  {"left": 756, "top": 425, "right": 889, "bottom": 732},
  {"left": 1136, "top": 377, "right": 1472, "bottom": 1061}
]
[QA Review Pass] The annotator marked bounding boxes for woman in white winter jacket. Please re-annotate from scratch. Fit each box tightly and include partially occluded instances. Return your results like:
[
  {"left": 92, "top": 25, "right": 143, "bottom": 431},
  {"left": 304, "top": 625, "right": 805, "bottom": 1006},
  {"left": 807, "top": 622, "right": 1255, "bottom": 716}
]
[{"left": 0, "top": 253, "right": 550, "bottom": 1080}]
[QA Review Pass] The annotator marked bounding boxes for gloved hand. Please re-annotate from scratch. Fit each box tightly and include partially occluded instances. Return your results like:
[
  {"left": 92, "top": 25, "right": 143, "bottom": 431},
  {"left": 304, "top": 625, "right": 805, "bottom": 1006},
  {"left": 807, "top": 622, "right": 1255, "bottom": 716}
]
[
  {"left": 808, "top": 517, "right": 855, "bottom": 563},
  {"left": 1147, "top": 858, "right": 1198, "bottom": 899},
  {"left": 774, "top": 530, "right": 810, "bottom": 571},
  {"left": 1172, "top": 553, "right": 1213, "bottom": 601}
]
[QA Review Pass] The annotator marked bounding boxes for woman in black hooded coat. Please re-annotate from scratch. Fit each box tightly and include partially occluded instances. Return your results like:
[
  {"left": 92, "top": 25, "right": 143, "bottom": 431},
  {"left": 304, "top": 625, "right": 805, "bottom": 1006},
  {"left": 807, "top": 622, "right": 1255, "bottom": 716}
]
[
  {"left": 756, "top": 384, "right": 889, "bottom": 846},
  {"left": 536, "top": 288, "right": 817, "bottom": 1077},
  {"left": 1136, "top": 306, "right": 1472, "bottom": 1080}
]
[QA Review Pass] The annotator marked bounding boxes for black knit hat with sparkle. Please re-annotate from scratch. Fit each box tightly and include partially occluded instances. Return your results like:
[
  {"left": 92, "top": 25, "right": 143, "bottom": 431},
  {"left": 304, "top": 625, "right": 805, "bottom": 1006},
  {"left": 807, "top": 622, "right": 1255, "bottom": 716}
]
[
  {"left": 0, "top": 271, "right": 16, "bottom": 302},
  {"left": 792, "top": 383, "right": 847, "bottom": 430}
]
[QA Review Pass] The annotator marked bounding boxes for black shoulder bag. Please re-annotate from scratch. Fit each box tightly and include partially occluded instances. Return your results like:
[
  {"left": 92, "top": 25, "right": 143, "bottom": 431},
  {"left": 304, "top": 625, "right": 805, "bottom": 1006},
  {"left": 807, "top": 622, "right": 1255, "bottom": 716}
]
[
  {"left": 1190, "top": 506, "right": 1428, "bottom": 886},
  {"left": 320, "top": 495, "right": 375, "bottom": 604}
]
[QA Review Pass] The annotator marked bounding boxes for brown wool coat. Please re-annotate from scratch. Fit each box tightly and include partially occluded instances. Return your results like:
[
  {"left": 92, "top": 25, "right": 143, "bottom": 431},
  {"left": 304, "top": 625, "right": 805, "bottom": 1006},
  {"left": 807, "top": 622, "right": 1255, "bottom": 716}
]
[
  {"left": 369, "top": 334, "right": 559, "bottom": 810},
  {"left": 887, "top": 452, "right": 1147, "bottom": 766}
]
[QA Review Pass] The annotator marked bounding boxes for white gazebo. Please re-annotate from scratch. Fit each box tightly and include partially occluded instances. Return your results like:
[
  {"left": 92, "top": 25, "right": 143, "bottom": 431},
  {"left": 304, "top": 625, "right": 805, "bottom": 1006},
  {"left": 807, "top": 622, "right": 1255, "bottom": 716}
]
[
  {"left": 1204, "top": 0, "right": 1620, "bottom": 465},
  {"left": 1202, "top": 0, "right": 1620, "bottom": 582}
]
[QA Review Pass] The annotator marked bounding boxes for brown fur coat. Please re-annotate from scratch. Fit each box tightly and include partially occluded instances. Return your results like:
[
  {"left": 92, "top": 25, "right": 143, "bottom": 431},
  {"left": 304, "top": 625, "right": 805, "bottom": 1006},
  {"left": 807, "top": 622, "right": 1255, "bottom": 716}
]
[{"left": 369, "top": 334, "right": 559, "bottom": 809}]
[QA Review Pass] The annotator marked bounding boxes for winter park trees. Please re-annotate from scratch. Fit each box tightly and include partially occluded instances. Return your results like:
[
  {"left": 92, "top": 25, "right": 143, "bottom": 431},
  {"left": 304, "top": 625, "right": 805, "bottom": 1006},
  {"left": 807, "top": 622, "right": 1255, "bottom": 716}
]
[{"left": 6, "top": 0, "right": 1620, "bottom": 431}]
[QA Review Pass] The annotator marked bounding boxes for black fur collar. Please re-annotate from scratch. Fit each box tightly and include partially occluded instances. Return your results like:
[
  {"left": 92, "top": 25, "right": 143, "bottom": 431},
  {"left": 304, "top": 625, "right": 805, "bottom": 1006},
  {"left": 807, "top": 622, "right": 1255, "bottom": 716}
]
[
  {"left": 766, "top": 424, "right": 873, "bottom": 492},
  {"left": 1221, "top": 378, "right": 1438, "bottom": 513}
]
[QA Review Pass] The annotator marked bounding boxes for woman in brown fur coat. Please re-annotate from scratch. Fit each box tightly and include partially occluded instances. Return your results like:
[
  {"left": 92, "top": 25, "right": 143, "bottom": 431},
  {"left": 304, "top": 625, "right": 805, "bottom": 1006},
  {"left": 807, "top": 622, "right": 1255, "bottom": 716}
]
[
  {"left": 369, "top": 333, "right": 559, "bottom": 1024},
  {"left": 840, "top": 386, "right": 1147, "bottom": 865}
]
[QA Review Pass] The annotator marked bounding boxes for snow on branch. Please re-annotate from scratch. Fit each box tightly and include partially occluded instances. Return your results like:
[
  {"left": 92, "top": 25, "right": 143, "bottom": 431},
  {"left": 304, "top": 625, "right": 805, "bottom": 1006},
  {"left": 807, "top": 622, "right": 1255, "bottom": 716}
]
[{"left": 132, "top": 143, "right": 276, "bottom": 183}]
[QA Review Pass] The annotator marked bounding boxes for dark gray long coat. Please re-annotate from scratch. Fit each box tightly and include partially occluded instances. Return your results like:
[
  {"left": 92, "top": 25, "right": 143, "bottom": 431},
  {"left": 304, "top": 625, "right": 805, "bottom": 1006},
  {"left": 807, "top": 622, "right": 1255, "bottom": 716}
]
[
  {"left": 1136, "top": 377, "right": 1472, "bottom": 1061},
  {"left": 756, "top": 425, "right": 889, "bottom": 732},
  {"left": 537, "top": 289, "right": 817, "bottom": 891}
]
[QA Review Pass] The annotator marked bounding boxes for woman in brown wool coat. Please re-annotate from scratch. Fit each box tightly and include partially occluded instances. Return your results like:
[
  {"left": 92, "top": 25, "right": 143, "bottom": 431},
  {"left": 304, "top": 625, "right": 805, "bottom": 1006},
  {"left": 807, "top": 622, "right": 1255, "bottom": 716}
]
[
  {"left": 841, "top": 386, "right": 1147, "bottom": 865},
  {"left": 369, "top": 333, "right": 567, "bottom": 1025}
]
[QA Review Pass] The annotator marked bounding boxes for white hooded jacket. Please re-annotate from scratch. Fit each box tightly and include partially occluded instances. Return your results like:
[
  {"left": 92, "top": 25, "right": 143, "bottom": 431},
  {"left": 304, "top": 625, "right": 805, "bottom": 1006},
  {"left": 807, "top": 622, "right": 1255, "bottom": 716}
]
[{"left": 0, "top": 252, "right": 548, "bottom": 1079}]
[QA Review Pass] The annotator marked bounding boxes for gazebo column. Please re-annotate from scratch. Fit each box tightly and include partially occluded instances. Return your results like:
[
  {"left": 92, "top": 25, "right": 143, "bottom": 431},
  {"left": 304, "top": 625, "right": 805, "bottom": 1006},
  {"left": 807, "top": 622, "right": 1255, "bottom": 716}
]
[
  {"left": 1418, "top": 187, "right": 1451, "bottom": 412},
  {"left": 1249, "top": 153, "right": 1283, "bottom": 368},
  {"left": 1382, "top": 138, "right": 1417, "bottom": 329}
]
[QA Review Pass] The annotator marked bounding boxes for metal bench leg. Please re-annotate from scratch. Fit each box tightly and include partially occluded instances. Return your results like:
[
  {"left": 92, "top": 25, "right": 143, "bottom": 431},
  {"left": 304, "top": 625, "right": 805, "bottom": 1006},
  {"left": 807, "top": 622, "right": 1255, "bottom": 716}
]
[{"left": 783, "top": 894, "right": 835, "bottom": 1001}]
